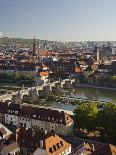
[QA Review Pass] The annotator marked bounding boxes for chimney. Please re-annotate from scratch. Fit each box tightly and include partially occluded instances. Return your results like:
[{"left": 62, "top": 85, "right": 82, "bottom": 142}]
[
  {"left": 44, "top": 130, "right": 47, "bottom": 134},
  {"left": 83, "top": 142, "right": 86, "bottom": 146},
  {"left": 91, "top": 144, "right": 95, "bottom": 152},
  {"left": 16, "top": 127, "right": 21, "bottom": 143},
  {"left": 40, "top": 140, "right": 44, "bottom": 148}
]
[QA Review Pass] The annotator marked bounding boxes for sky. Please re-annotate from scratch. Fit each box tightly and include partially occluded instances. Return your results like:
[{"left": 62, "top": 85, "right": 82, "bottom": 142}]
[{"left": 0, "top": 0, "right": 116, "bottom": 41}]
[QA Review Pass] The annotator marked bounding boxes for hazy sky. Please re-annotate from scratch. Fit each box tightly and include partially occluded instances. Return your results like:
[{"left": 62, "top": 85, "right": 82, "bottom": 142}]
[{"left": 0, "top": 0, "right": 116, "bottom": 41}]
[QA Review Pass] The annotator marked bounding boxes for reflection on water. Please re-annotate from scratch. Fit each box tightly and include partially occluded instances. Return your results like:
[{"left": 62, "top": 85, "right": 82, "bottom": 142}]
[{"left": 66, "top": 86, "right": 116, "bottom": 103}]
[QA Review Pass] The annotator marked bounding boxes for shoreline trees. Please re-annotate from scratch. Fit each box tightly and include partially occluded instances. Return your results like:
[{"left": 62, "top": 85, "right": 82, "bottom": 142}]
[{"left": 73, "top": 102, "right": 116, "bottom": 144}]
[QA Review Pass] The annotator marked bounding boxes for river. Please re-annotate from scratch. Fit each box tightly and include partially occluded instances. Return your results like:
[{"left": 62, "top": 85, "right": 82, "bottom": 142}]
[{"left": 65, "top": 86, "right": 116, "bottom": 103}]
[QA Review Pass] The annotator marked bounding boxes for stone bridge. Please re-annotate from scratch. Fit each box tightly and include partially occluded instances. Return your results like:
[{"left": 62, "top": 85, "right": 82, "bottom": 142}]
[{"left": 0, "top": 79, "right": 75, "bottom": 102}]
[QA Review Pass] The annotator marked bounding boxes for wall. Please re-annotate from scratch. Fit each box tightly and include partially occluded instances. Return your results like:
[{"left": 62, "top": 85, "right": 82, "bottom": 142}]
[
  {"left": 5, "top": 114, "right": 18, "bottom": 126},
  {"left": 0, "top": 113, "right": 5, "bottom": 124}
]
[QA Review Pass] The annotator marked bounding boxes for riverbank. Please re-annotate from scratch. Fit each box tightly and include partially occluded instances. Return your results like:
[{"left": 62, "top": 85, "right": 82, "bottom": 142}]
[{"left": 76, "top": 84, "right": 116, "bottom": 91}]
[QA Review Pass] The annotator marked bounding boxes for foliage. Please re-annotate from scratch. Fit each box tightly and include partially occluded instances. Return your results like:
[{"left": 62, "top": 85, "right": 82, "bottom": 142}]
[
  {"left": 74, "top": 102, "right": 116, "bottom": 144},
  {"left": 97, "top": 103, "right": 116, "bottom": 143},
  {"left": 74, "top": 103, "right": 98, "bottom": 133},
  {"left": 98, "top": 76, "right": 116, "bottom": 85},
  {"left": 0, "top": 72, "right": 35, "bottom": 85}
]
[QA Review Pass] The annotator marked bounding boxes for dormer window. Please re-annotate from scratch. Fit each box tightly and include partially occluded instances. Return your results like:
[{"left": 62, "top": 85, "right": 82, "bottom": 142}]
[
  {"left": 60, "top": 141, "right": 64, "bottom": 147},
  {"left": 33, "top": 115, "right": 36, "bottom": 118},
  {"left": 53, "top": 145, "right": 56, "bottom": 151},
  {"left": 49, "top": 147, "right": 53, "bottom": 153},
  {"left": 60, "top": 119, "right": 62, "bottom": 123},
  {"left": 15, "top": 111, "right": 18, "bottom": 114},
  {"left": 56, "top": 143, "right": 60, "bottom": 149}
]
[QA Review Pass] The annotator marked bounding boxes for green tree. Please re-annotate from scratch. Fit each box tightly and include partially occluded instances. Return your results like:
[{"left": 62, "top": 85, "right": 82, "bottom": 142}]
[
  {"left": 74, "top": 103, "right": 98, "bottom": 133},
  {"left": 97, "top": 103, "right": 116, "bottom": 144}
]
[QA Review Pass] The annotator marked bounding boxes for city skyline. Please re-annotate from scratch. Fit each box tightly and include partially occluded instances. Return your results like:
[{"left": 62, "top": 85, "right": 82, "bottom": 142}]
[{"left": 0, "top": 0, "right": 116, "bottom": 41}]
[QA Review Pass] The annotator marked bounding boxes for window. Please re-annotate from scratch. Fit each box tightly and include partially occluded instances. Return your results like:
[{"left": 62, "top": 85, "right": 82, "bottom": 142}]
[
  {"left": 60, "top": 141, "right": 64, "bottom": 147},
  {"left": 49, "top": 147, "right": 53, "bottom": 153},
  {"left": 67, "top": 148, "right": 69, "bottom": 152},
  {"left": 15, "top": 111, "right": 18, "bottom": 114},
  {"left": 56, "top": 143, "right": 60, "bottom": 149},
  {"left": 53, "top": 145, "right": 56, "bottom": 151}
]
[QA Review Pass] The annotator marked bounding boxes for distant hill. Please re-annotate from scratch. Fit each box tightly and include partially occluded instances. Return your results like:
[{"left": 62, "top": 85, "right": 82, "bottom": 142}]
[{"left": 0, "top": 37, "right": 56, "bottom": 47}]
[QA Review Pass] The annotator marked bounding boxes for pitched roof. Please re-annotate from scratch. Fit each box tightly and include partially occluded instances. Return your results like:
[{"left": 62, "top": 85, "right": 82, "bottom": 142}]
[
  {"left": 94, "top": 144, "right": 116, "bottom": 155},
  {"left": 16, "top": 128, "right": 71, "bottom": 154},
  {"left": 39, "top": 71, "right": 49, "bottom": 77},
  {"left": 44, "top": 134, "right": 71, "bottom": 155},
  {"left": 0, "top": 102, "right": 8, "bottom": 113},
  {"left": 85, "top": 65, "right": 98, "bottom": 71},
  {"left": 0, "top": 123, "right": 12, "bottom": 139},
  {"left": 19, "top": 106, "right": 73, "bottom": 125},
  {"left": 1, "top": 142, "right": 19, "bottom": 154}
]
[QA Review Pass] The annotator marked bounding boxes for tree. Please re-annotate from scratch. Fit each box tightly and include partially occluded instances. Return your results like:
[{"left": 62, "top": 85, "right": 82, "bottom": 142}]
[
  {"left": 74, "top": 103, "right": 98, "bottom": 133},
  {"left": 97, "top": 103, "right": 116, "bottom": 144}
]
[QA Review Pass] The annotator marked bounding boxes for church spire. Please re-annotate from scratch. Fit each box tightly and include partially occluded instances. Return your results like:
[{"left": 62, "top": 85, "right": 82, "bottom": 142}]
[{"left": 33, "top": 36, "right": 36, "bottom": 52}]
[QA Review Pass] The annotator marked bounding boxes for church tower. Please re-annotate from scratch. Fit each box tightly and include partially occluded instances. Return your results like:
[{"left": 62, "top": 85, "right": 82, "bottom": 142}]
[{"left": 33, "top": 36, "right": 36, "bottom": 52}]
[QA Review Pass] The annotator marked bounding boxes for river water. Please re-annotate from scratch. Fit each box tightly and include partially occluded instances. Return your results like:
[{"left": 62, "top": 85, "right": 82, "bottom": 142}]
[
  {"left": 51, "top": 86, "right": 116, "bottom": 115},
  {"left": 66, "top": 86, "right": 116, "bottom": 103}
]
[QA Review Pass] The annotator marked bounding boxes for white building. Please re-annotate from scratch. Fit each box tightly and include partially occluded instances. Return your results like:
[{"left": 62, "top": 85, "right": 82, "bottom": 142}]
[{"left": 5, "top": 104, "right": 73, "bottom": 136}]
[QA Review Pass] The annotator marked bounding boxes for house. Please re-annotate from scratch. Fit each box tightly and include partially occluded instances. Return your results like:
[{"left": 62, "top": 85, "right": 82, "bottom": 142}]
[
  {"left": 83, "top": 65, "right": 98, "bottom": 80},
  {"left": 35, "top": 71, "right": 49, "bottom": 86},
  {"left": 1, "top": 142, "right": 20, "bottom": 155},
  {"left": 0, "top": 123, "right": 20, "bottom": 155},
  {"left": 4, "top": 102, "right": 73, "bottom": 136},
  {"left": 34, "top": 134, "right": 71, "bottom": 155},
  {"left": 5, "top": 103, "right": 20, "bottom": 126},
  {"left": 16, "top": 127, "right": 71, "bottom": 155},
  {"left": 23, "top": 106, "right": 73, "bottom": 135},
  {"left": 70, "top": 142, "right": 116, "bottom": 155},
  {"left": 0, "top": 94, "right": 73, "bottom": 136},
  {"left": 0, "top": 102, "right": 8, "bottom": 124},
  {"left": 0, "top": 123, "right": 12, "bottom": 139}
]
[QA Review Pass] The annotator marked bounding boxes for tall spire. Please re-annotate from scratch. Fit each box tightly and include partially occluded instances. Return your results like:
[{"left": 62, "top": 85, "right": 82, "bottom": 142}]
[{"left": 33, "top": 36, "right": 36, "bottom": 52}]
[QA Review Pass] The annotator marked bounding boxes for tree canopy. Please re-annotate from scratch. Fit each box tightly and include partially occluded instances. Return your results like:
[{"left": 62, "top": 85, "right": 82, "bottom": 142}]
[{"left": 74, "top": 102, "right": 116, "bottom": 144}]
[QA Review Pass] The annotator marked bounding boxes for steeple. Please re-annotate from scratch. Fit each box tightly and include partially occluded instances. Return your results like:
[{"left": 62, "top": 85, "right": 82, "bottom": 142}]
[{"left": 33, "top": 36, "right": 36, "bottom": 52}]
